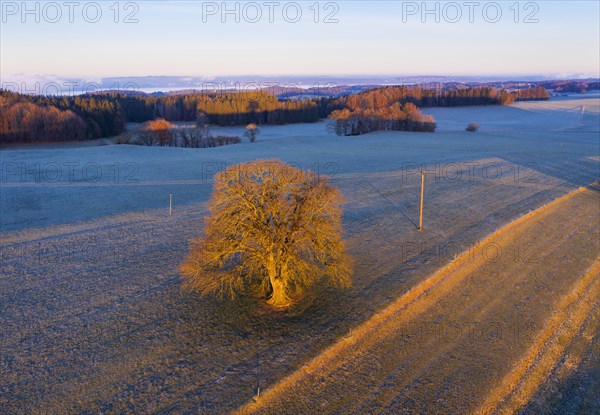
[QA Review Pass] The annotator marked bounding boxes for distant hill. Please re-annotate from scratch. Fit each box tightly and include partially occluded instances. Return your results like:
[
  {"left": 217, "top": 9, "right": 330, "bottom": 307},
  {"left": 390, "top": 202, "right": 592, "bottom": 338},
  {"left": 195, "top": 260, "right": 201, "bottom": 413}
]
[{"left": 93, "top": 77, "right": 599, "bottom": 100}]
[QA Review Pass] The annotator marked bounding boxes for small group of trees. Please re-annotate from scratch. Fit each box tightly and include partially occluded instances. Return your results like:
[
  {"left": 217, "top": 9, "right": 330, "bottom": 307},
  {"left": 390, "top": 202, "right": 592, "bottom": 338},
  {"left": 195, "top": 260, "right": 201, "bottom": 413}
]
[
  {"left": 180, "top": 160, "right": 352, "bottom": 309},
  {"left": 129, "top": 118, "right": 241, "bottom": 148},
  {"left": 139, "top": 118, "right": 174, "bottom": 146},
  {"left": 512, "top": 87, "right": 551, "bottom": 101},
  {"left": 180, "top": 130, "right": 242, "bottom": 148},
  {"left": 329, "top": 102, "right": 436, "bottom": 135},
  {"left": 121, "top": 118, "right": 259, "bottom": 147}
]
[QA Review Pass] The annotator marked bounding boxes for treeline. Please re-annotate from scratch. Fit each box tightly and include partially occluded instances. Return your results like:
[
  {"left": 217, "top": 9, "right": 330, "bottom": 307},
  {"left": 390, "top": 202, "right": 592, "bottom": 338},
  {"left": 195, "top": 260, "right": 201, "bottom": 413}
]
[
  {"left": 325, "top": 85, "right": 547, "bottom": 136},
  {"left": 114, "top": 91, "right": 325, "bottom": 125},
  {"left": 331, "top": 85, "right": 549, "bottom": 112},
  {"left": 0, "top": 90, "right": 125, "bottom": 144},
  {"left": 538, "top": 80, "right": 600, "bottom": 94},
  {"left": 0, "top": 90, "right": 326, "bottom": 144},
  {"left": 329, "top": 102, "right": 436, "bottom": 135},
  {"left": 0, "top": 84, "right": 551, "bottom": 144}
]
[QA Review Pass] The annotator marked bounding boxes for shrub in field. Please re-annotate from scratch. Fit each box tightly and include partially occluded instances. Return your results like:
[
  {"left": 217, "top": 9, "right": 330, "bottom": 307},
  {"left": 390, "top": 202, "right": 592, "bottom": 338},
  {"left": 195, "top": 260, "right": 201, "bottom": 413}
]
[
  {"left": 466, "top": 122, "right": 480, "bottom": 132},
  {"left": 180, "top": 159, "right": 353, "bottom": 308},
  {"left": 141, "top": 127, "right": 241, "bottom": 148},
  {"left": 214, "top": 135, "right": 241, "bottom": 146},
  {"left": 245, "top": 123, "right": 259, "bottom": 142},
  {"left": 114, "top": 131, "right": 134, "bottom": 144}
]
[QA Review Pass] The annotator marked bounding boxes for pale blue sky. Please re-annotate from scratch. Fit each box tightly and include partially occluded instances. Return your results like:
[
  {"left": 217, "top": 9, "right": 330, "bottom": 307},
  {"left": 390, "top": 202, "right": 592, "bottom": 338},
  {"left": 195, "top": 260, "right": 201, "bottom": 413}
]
[{"left": 1, "top": 1, "right": 599, "bottom": 80}]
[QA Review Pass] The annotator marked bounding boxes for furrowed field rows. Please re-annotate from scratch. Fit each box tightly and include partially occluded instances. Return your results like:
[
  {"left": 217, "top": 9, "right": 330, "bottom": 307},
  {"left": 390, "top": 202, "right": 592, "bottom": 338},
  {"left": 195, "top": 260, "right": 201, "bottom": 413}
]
[
  {"left": 235, "top": 185, "right": 600, "bottom": 414},
  {"left": 0, "top": 165, "right": 597, "bottom": 412}
]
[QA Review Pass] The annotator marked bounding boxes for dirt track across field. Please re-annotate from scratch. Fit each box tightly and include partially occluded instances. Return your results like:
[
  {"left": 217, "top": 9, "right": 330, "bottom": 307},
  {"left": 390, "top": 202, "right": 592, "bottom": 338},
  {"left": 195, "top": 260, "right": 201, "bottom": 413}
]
[{"left": 235, "top": 185, "right": 600, "bottom": 415}]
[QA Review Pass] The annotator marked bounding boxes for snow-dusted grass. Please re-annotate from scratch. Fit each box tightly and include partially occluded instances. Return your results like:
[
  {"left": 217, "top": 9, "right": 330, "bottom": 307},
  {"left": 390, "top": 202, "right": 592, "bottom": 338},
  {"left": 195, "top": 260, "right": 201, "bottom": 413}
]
[
  {"left": 422, "top": 92, "right": 600, "bottom": 133},
  {"left": 1, "top": 94, "right": 599, "bottom": 232},
  {"left": 0, "top": 95, "right": 599, "bottom": 413}
]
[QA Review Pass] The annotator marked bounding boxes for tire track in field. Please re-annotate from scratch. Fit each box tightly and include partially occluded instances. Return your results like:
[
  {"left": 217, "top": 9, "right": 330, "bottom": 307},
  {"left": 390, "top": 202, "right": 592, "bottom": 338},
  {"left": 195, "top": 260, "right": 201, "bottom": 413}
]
[{"left": 477, "top": 258, "right": 600, "bottom": 415}]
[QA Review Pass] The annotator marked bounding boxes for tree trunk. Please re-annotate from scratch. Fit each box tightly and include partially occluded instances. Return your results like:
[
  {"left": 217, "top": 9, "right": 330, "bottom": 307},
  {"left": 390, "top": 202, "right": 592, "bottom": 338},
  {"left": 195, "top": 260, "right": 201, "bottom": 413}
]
[
  {"left": 267, "top": 277, "right": 291, "bottom": 308},
  {"left": 266, "top": 257, "right": 291, "bottom": 308}
]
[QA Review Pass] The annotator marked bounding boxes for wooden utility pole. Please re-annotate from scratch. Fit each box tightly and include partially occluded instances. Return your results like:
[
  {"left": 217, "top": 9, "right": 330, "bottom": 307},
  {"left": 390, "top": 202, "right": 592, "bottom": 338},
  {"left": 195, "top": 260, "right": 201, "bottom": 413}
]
[
  {"left": 419, "top": 173, "right": 425, "bottom": 231},
  {"left": 169, "top": 193, "right": 173, "bottom": 216}
]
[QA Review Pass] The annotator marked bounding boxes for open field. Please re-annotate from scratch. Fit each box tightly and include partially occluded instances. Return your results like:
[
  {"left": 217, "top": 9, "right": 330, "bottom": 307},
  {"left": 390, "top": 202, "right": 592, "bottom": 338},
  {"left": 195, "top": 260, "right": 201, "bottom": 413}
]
[
  {"left": 1, "top": 95, "right": 599, "bottom": 413},
  {"left": 235, "top": 185, "right": 600, "bottom": 414},
  {"left": 2, "top": 94, "right": 599, "bottom": 232}
]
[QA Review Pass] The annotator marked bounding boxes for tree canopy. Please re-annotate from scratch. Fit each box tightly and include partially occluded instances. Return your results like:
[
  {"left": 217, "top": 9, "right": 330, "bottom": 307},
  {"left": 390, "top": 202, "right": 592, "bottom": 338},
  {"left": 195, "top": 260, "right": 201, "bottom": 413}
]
[{"left": 180, "top": 160, "right": 353, "bottom": 308}]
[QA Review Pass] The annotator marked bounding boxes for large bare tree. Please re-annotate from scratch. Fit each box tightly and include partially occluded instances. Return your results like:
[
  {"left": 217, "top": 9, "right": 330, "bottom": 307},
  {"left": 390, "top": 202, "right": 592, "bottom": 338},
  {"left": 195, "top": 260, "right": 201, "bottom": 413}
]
[{"left": 181, "top": 160, "right": 352, "bottom": 308}]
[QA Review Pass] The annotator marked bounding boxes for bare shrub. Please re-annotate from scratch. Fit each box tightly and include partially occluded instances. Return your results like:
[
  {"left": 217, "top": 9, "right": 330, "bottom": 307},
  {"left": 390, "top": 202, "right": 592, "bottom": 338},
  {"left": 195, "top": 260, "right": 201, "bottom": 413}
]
[
  {"left": 245, "top": 123, "right": 259, "bottom": 142},
  {"left": 466, "top": 122, "right": 480, "bottom": 132},
  {"left": 114, "top": 131, "right": 134, "bottom": 144}
]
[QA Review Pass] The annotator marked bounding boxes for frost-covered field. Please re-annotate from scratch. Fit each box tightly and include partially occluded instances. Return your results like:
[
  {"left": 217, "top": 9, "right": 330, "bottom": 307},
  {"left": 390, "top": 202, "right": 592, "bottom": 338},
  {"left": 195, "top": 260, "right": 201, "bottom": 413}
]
[
  {"left": 1, "top": 94, "right": 599, "bottom": 232},
  {"left": 1, "top": 95, "right": 599, "bottom": 413}
]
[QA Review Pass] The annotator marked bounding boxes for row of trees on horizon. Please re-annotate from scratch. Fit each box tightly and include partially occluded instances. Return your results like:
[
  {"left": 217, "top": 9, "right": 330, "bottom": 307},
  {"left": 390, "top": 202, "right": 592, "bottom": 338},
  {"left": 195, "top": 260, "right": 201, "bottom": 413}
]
[
  {"left": 0, "top": 91, "right": 125, "bottom": 144},
  {"left": 335, "top": 86, "right": 550, "bottom": 111},
  {"left": 1, "top": 86, "right": 550, "bottom": 144}
]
